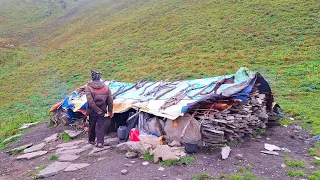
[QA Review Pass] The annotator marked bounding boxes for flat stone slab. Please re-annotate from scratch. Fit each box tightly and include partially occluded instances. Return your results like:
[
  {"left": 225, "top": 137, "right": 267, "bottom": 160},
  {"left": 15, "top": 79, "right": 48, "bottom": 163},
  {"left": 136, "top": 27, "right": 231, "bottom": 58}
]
[
  {"left": 58, "top": 154, "right": 80, "bottom": 162},
  {"left": 19, "top": 122, "right": 38, "bottom": 130},
  {"left": 56, "top": 140, "right": 86, "bottom": 148},
  {"left": 56, "top": 146, "right": 79, "bottom": 153},
  {"left": 64, "top": 130, "right": 83, "bottom": 138},
  {"left": 260, "top": 150, "right": 279, "bottom": 156},
  {"left": 6, "top": 143, "right": 33, "bottom": 154},
  {"left": 221, "top": 146, "right": 231, "bottom": 160},
  {"left": 3, "top": 134, "right": 22, "bottom": 143},
  {"left": 81, "top": 144, "right": 94, "bottom": 150},
  {"left": 264, "top": 143, "right": 281, "bottom": 151},
  {"left": 65, "top": 163, "right": 90, "bottom": 172},
  {"left": 37, "top": 161, "right": 71, "bottom": 178},
  {"left": 16, "top": 151, "right": 47, "bottom": 160},
  {"left": 24, "top": 143, "right": 45, "bottom": 153},
  {"left": 44, "top": 133, "right": 59, "bottom": 143},
  {"left": 56, "top": 148, "right": 86, "bottom": 155},
  {"left": 89, "top": 146, "right": 111, "bottom": 155}
]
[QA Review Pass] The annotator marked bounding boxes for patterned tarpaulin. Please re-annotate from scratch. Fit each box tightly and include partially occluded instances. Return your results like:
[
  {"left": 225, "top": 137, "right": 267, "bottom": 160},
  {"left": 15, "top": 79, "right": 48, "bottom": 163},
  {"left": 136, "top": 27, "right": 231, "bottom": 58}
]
[{"left": 53, "top": 67, "right": 260, "bottom": 120}]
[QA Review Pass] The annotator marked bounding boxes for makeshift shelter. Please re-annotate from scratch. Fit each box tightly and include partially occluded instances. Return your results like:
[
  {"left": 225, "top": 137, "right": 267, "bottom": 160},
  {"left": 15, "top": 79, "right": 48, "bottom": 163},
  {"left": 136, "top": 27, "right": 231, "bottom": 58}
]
[{"left": 50, "top": 67, "right": 278, "bottom": 146}]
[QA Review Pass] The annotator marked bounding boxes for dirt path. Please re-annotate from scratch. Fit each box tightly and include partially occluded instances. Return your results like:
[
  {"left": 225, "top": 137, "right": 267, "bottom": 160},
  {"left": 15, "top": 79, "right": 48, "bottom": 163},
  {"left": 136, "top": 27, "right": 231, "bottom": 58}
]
[{"left": 0, "top": 121, "right": 318, "bottom": 180}]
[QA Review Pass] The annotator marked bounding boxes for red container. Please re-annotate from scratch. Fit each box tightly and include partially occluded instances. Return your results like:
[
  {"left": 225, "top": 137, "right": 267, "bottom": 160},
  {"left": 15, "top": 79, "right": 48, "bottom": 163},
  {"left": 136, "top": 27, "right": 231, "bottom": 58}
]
[{"left": 129, "top": 128, "right": 140, "bottom": 141}]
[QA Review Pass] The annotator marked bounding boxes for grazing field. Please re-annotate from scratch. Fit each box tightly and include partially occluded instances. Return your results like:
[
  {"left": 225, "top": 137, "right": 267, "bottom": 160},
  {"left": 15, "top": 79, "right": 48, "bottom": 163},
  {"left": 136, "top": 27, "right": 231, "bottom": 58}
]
[{"left": 0, "top": 0, "right": 319, "bottom": 145}]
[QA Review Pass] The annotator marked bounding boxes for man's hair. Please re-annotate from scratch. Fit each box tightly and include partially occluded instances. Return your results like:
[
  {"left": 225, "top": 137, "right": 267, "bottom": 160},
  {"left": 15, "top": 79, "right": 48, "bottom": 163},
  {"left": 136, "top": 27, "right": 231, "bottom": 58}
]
[{"left": 91, "top": 70, "right": 101, "bottom": 81}]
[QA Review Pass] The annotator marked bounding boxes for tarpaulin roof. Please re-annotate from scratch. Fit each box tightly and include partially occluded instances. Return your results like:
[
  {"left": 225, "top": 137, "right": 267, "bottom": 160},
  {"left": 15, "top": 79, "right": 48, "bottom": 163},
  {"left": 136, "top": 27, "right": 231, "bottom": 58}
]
[{"left": 55, "top": 67, "right": 266, "bottom": 120}]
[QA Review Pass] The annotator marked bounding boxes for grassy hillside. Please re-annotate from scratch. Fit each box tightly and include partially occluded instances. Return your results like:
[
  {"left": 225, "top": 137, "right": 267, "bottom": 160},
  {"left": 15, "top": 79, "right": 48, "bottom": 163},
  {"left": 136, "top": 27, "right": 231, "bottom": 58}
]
[{"left": 0, "top": 0, "right": 319, "bottom": 144}]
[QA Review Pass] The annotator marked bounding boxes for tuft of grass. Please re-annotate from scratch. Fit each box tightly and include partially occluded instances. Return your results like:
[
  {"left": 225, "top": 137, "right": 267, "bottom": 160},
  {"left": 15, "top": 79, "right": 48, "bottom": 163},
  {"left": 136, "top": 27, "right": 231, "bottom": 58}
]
[
  {"left": 287, "top": 170, "right": 305, "bottom": 178},
  {"left": 238, "top": 166, "right": 246, "bottom": 172},
  {"left": 245, "top": 164, "right": 254, "bottom": 170},
  {"left": 9, "top": 148, "right": 26, "bottom": 155},
  {"left": 284, "top": 158, "right": 305, "bottom": 168},
  {"left": 309, "top": 142, "right": 320, "bottom": 157},
  {"left": 27, "top": 164, "right": 47, "bottom": 178},
  {"left": 49, "top": 154, "right": 58, "bottom": 161},
  {"left": 220, "top": 174, "right": 228, "bottom": 179},
  {"left": 313, "top": 160, "right": 320, "bottom": 165},
  {"left": 60, "top": 132, "right": 71, "bottom": 142},
  {"left": 258, "top": 128, "right": 265, "bottom": 135},
  {"left": 192, "top": 173, "right": 210, "bottom": 180},
  {"left": 245, "top": 172, "right": 261, "bottom": 180},
  {"left": 143, "top": 152, "right": 154, "bottom": 162},
  {"left": 228, "top": 173, "right": 244, "bottom": 180},
  {"left": 160, "top": 157, "right": 195, "bottom": 166}
]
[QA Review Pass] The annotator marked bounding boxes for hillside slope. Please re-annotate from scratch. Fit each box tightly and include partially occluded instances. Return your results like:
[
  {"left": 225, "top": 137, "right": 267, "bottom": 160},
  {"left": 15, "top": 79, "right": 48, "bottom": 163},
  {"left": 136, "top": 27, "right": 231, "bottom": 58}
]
[{"left": 0, "top": 0, "right": 319, "bottom": 142}]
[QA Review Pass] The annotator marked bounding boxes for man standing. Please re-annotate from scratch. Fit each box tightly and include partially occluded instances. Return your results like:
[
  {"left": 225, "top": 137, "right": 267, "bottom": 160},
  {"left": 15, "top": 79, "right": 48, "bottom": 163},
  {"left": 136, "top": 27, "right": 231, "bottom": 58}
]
[{"left": 85, "top": 70, "right": 114, "bottom": 148}]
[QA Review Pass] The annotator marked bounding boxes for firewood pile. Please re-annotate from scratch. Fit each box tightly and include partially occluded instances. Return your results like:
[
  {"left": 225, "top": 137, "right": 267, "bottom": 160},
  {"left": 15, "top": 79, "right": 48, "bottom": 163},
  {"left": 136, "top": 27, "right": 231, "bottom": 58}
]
[{"left": 194, "top": 87, "right": 269, "bottom": 147}]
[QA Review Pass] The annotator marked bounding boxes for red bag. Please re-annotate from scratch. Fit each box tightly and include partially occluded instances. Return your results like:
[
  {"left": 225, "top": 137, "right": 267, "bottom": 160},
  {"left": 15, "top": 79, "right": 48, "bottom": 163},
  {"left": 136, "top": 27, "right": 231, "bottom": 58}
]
[{"left": 129, "top": 128, "right": 140, "bottom": 141}]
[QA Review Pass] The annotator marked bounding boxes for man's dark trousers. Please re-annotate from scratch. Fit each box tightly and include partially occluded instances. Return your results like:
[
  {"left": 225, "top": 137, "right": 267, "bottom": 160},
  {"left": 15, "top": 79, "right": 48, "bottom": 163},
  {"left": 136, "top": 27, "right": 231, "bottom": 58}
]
[{"left": 89, "top": 115, "right": 106, "bottom": 145}]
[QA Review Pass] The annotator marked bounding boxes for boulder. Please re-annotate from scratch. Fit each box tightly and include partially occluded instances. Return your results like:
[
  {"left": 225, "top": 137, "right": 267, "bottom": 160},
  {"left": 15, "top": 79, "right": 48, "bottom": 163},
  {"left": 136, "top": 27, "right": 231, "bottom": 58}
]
[
  {"left": 221, "top": 146, "right": 231, "bottom": 160},
  {"left": 116, "top": 141, "right": 145, "bottom": 153},
  {"left": 125, "top": 152, "right": 138, "bottom": 159},
  {"left": 164, "top": 114, "right": 201, "bottom": 143},
  {"left": 121, "top": 169, "right": 128, "bottom": 175},
  {"left": 169, "top": 140, "right": 182, "bottom": 147},
  {"left": 153, "top": 145, "right": 180, "bottom": 163}
]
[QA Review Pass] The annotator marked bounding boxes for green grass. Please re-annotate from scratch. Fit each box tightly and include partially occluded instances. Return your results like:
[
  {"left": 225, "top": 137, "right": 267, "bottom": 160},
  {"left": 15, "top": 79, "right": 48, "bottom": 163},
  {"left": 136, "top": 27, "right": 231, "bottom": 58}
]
[
  {"left": 284, "top": 158, "right": 305, "bottom": 168},
  {"left": 60, "top": 132, "right": 71, "bottom": 142},
  {"left": 27, "top": 164, "right": 47, "bottom": 178},
  {"left": 143, "top": 152, "right": 154, "bottom": 162},
  {"left": 238, "top": 166, "right": 246, "bottom": 173},
  {"left": 192, "top": 173, "right": 210, "bottom": 180},
  {"left": 218, "top": 172, "right": 261, "bottom": 180},
  {"left": 287, "top": 170, "right": 305, "bottom": 178},
  {"left": 49, "top": 154, "right": 59, "bottom": 161},
  {"left": 308, "top": 170, "right": 320, "bottom": 180},
  {"left": 245, "top": 165, "right": 254, "bottom": 170},
  {"left": 0, "top": 0, "right": 319, "bottom": 150},
  {"left": 160, "top": 157, "right": 195, "bottom": 166},
  {"left": 245, "top": 172, "right": 261, "bottom": 180},
  {"left": 309, "top": 142, "right": 320, "bottom": 157},
  {"left": 9, "top": 148, "right": 25, "bottom": 155},
  {"left": 313, "top": 160, "right": 320, "bottom": 165}
]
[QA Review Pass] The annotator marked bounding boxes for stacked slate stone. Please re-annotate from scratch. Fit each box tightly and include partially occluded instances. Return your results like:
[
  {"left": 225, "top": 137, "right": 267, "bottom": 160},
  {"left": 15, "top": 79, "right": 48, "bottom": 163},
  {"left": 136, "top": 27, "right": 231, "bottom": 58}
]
[{"left": 197, "top": 87, "right": 269, "bottom": 147}]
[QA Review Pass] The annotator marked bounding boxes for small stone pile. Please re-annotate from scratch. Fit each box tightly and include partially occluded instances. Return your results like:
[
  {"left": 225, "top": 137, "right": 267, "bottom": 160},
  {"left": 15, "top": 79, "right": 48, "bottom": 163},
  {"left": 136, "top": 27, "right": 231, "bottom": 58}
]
[{"left": 196, "top": 87, "right": 269, "bottom": 147}]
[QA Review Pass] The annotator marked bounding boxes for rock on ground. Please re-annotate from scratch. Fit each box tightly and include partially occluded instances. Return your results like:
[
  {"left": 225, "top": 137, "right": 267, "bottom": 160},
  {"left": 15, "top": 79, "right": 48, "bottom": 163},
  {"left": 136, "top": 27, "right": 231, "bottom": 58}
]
[
  {"left": 37, "top": 161, "right": 71, "bottom": 178},
  {"left": 125, "top": 152, "right": 138, "bottom": 159},
  {"left": 56, "top": 146, "right": 79, "bottom": 153},
  {"left": 116, "top": 141, "right": 145, "bottom": 154},
  {"left": 235, "top": 154, "right": 244, "bottom": 160},
  {"left": 264, "top": 143, "right": 281, "bottom": 151},
  {"left": 23, "top": 143, "right": 46, "bottom": 153},
  {"left": 56, "top": 148, "right": 86, "bottom": 155},
  {"left": 58, "top": 154, "right": 80, "bottom": 162},
  {"left": 169, "top": 140, "right": 182, "bottom": 147},
  {"left": 153, "top": 145, "right": 180, "bottom": 163},
  {"left": 142, "top": 161, "right": 149, "bottom": 166},
  {"left": 19, "top": 122, "right": 38, "bottom": 130},
  {"left": 43, "top": 133, "right": 59, "bottom": 143},
  {"left": 221, "top": 146, "right": 231, "bottom": 160},
  {"left": 64, "top": 130, "right": 83, "bottom": 138},
  {"left": 89, "top": 146, "right": 111, "bottom": 155},
  {"left": 16, "top": 151, "right": 48, "bottom": 160},
  {"left": 3, "top": 134, "right": 22, "bottom": 143},
  {"left": 106, "top": 137, "right": 120, "bottom": 145},
  {"left": 260, "top": 150, "right": 279, "bottom": 156},
  {"left": 64, "top": 163, "right": 90, "bottom": 172},
  {"left": 121, "top": 169, "right": 128, "bottom": 175},
  {"left": 6, "top": 143, "right": 33, "bottom": 154},
  {"left": 56, "top": 140, "right": 86, "bottom": 148}
]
